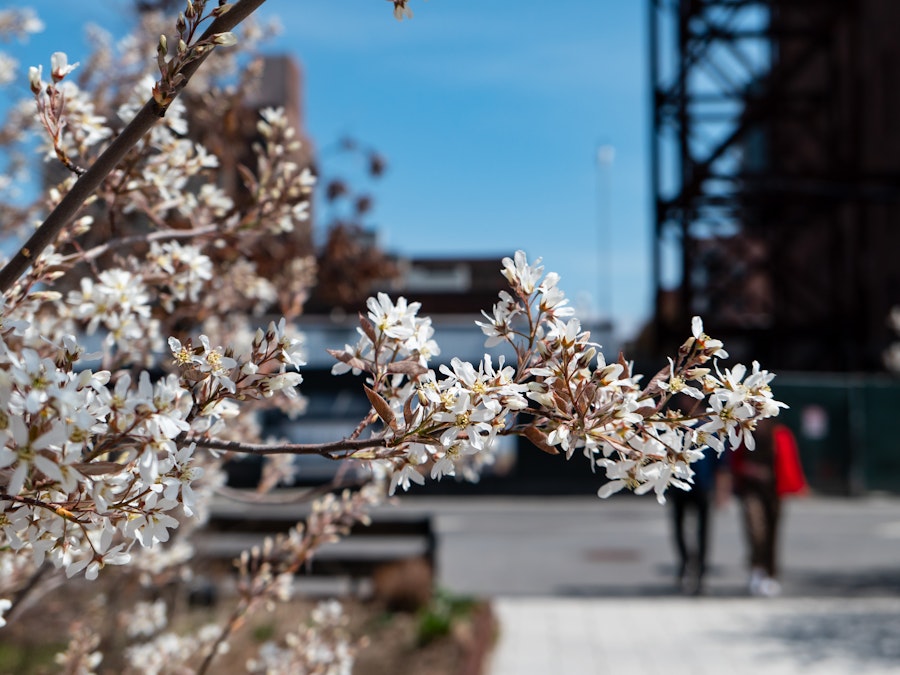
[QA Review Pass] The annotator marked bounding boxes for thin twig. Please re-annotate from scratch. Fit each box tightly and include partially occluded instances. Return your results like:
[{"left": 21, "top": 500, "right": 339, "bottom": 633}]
[
  {"left": 5, "top": 564, "right": 50, "bottom": 625},
  {"left": 195, "top": 503, "right": 362, "bottom": 675},
  {"left": 214, "top": 476, "right": 372, "bottom": 505},
  {"left": 187, "top": 434, "right": 392, "bottom": 457},
  {"left": 62, "top": 224, "right": 219, "bottom": 264},
  {"left": 0, "top": 0, "right": 268, "bottom": 295},
  {"left": 196, "top": 599, "right": 249, "bottom": 675}
]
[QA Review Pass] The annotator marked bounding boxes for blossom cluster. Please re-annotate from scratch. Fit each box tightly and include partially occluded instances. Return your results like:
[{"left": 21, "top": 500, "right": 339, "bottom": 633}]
[
  {"left": 329, "top": 251, "right": 785, "bottom": 502},
  {"left": 0, "top": 308, "right": 309, "bottom": 635},
  {"left": 0, "top": 8, "right": 43, "bottom": 86},
  {"left": 244, "top": 106, "right": 317, "bottom": 235},
  {"left": 0, "top": 327, "right": 189, "bottom": 578},
  {"left": 0, "top": 9, "right": 314, "bottom": 604},
  {"left": 0, "top": 6, "right": 328, "bottom": 648},
  {"left": 247, "top": 600, "right": 359, "bottom": 675},
  {"left": 151, "top": 0, "right": 238, "bottom": 109}
]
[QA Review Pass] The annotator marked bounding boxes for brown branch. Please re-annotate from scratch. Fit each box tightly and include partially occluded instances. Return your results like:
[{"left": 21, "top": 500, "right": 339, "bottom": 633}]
[
  {"left": 214, "top": 476, "right": 372, "bottom": 505},
  {"left": 63, "top": 224, "right": 219, "bottom": 264},
  {"left": 0, "top": 0, "right": 268, "bottom": 295},
  {"left": 187, "top": 434, "right": 393, "bottom": 457},
  {"left": 5, "top": 564, "right": 51, "bottom": 627},
  {"left": 197, "top": 599, "right": 248, "bottom": 675},
  {"left": 196, "top": 490, "right": 374, "bottom": 675}
]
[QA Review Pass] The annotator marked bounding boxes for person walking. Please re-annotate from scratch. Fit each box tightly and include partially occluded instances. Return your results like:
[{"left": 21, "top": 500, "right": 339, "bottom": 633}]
[
  {"left": 669, "top": 445, "right": 726, "bottom": 595},
  {"left": 668, "top": 394, "right": 729, "bottom": 595},
  {"left": 731, "top": 417, "right": 806, "bottom": 597}
]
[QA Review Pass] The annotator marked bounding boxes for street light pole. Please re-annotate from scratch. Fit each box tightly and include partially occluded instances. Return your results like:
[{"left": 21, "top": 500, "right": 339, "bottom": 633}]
[{"left": 596, "top": 144, "right": 615, "bottom": 326}]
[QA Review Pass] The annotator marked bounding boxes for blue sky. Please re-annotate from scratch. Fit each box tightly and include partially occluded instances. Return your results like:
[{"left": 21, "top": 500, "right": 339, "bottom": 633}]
[{"left": 7, "top": 0, "right": 652, "bottom": 338}]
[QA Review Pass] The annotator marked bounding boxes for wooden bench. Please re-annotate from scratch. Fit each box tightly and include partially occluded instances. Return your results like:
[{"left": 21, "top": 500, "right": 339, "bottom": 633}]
[{"left": 195, "top": 493, "right": 437, "bottom": 584}]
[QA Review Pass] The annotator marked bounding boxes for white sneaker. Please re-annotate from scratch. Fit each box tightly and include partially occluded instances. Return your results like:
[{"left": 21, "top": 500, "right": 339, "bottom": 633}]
[
  {"left": 758, "top": 577, "right": 781, "bottom": 597},
  {"left": 748, "top": 568, "right": 766, "bottom": 596}
]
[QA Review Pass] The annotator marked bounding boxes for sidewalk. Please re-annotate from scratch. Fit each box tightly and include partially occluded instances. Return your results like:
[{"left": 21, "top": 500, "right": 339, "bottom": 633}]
[
  {"left": 396, "top": 494, "right": 900, "bottom": 674},
  {"left": 489, "top": 595, "right": 900, "bottom": 675}
]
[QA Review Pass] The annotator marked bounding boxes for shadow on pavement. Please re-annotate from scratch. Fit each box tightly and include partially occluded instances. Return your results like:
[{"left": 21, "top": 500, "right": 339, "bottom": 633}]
[
  {"left": 554, "top": 562, "right": 749, "bottom": 598},
  {"left": 554, "top": 565, "right": 900, "bottom": 599},
  {"left": 555, "top": 583, "right": 683, "bottom": 597},
  {"left": 787, "top": 568, "right": 900, "bottom": 597},
  {"left": 554, "top": 583, "right": 756, "bottom": 598},
  {"left": 750, "top": 607, "right": 900, "bottom": 668}
]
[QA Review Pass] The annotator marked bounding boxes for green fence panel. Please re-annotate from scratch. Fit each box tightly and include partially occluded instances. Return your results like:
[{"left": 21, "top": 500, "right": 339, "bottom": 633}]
[
  {"left": 858, "top": 379, "right": 900, "bottom": 493},
  {"left": 774, "top": 375, "right": 854, "bottom": 495},
  {"left": 772, "top": 374, "right": 900, "bottom": 495}
]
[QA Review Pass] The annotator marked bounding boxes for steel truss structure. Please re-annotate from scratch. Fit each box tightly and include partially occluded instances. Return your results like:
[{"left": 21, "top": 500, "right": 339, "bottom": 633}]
[{"left": 650, "top": 0, "right": 900, "bottom": 371}]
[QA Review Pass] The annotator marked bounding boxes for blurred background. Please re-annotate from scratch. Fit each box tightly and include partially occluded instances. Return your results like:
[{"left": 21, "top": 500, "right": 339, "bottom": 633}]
[{"left": 3, "top": 2, "right": 900, "bottom": 672}]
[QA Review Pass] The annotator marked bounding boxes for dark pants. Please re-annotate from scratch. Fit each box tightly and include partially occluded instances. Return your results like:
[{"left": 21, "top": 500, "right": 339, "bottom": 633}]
[
  {"left": 739, "top": 483, "right": 780, "bottom": 577},
  {"left": 671, "top": 487, "right": 712, "bottom": 581}
]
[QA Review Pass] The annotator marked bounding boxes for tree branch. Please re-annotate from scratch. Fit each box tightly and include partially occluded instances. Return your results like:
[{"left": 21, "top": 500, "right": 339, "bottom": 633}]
[
  {"left": 214, "top": 477, "right": 371, "bottom": 505},
  {"left": 63, "top": 224, "right": 219, "bottom": 264},
  {"left": 0, "top": 0, "right": 268, "bottom": 295},
  {"left": 187, "top": 434, "right": 394, "bottom": 457},
  {"left": 5, "top": 564, "right": 50, "bottom": 627}
]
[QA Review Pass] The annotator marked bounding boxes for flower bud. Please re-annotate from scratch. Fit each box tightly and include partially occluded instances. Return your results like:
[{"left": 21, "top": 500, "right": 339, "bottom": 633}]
[
  {"left": 212, "top": 32, "right": 238, "bottom": 46},
  {"left": 50, "top": 52, "right": 78, "bottom": 82},
  {"left": 158, "top": 34, "right": 167, "bottom": 56},
  {"left": 29, "top": 291, "right": 62, "bottom": 302},
  {"left": 152, "top": 81, "right": 168, "bottom": 106},
  {"left": 28, "top": 65, "right": 42, "bottom": 94}
]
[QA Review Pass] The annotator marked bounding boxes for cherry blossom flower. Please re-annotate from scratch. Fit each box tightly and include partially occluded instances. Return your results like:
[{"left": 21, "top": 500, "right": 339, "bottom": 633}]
[
  {"left": 0, "top": 417, "right": 66, "bottom": 495},
  {"left": 501, "top": 250, "right": 543, "bottom": 295},
  {"left": 388, "top": 447, "right": 428, "bottom": 495},
  {"left": 125, "top": 507, "right": 180, "bottom": 548},
  {"left": 686, "top": 315, "right": 728, "bottom": 361},
  {"left": 477, "top": 290, "right": 521, "bottom": 347},
  {"left": 66, "top": 527, "right": 130, "bottom": 580},
  {"left": 0, "top": 598, "right": 10, "bottom": 628},
  {"left": 366, "top": 292, "right": 419, "bottom": 340},
  {"left": 49, "top": 51, "right": 78, "bottom": 82},
  {"left": 658, "top": 357, "right": 704, "bottom": 399}
]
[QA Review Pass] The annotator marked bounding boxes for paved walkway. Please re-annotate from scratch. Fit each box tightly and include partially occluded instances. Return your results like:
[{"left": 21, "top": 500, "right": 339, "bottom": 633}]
[
  {"left": 489, "top": 596, "right": 900, "bottom": 674},
  {"left": 390, "top": 494, "right": 900, "bottom": 675}
]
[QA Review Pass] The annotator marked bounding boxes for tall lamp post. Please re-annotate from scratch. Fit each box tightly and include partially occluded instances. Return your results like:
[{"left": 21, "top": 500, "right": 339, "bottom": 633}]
[{"left": 596, "top": 143, "right": 615, "bottom": 327}]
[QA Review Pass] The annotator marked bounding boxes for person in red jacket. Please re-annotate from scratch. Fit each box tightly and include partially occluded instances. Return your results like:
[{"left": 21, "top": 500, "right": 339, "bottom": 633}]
[{"left": 731, "top": 418, "right": 807, "bottom": 597}]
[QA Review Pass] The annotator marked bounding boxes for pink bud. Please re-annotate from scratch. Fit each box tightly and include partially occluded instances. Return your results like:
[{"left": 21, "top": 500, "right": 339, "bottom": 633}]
[
  {"left": 28, "top": 65, "right": 42, "bottom": 94},
  {"left": 50, "top": 52, "right": 78, "bottom": 82}
]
